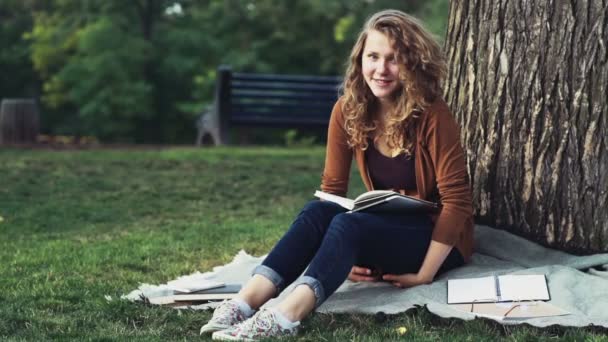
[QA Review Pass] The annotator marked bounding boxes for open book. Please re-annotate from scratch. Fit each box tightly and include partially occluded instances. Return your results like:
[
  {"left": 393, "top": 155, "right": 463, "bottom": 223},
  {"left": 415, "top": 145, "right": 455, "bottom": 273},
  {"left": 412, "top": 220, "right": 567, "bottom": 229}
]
[
  {"left": 314, "top": 190, "right": 440, "bottom": 213},
  {"left": 447, "top": 274, "right": 550, "bottom": 304}
]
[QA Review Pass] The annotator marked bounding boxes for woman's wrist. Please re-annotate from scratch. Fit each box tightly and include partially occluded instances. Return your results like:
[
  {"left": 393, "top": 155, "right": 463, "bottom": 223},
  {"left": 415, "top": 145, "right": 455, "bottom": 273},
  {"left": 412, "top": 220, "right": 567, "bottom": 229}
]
[{"left": 416, "top": 269, "right": 435, "bottom": 284}]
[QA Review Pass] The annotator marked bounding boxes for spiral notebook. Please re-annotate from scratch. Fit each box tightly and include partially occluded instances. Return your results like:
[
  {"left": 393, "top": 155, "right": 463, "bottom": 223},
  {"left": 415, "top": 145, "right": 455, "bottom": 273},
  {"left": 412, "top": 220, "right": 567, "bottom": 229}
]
[{"left": 447, "top": 274, "right": 550, "bottom": 304}]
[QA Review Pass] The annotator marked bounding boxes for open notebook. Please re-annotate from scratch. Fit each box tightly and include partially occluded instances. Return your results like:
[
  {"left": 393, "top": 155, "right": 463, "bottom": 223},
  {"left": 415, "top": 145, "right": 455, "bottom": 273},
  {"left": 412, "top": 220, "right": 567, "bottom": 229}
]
[{"left": 447, "top": 274, "right": 550, "bottom": 304}]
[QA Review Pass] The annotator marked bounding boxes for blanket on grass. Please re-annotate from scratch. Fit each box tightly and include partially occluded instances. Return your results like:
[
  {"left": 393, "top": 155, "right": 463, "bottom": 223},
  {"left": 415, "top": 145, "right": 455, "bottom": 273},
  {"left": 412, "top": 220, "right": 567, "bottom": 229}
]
[{"left": 123, "top": 225, "right": 608, "bottom": 328}]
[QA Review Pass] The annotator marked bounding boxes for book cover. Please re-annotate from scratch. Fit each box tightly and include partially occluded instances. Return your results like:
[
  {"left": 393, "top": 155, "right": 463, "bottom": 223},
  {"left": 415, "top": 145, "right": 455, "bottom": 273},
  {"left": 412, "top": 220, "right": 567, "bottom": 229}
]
[
  {"left": 148, "top": 293, "right": 239, "bottom": 306},
  {"left": 166, "top": 277, "right": 225, "bottom": 293},
  {"left": 147, "top": 284, "right": 242, "bottom": 306}
]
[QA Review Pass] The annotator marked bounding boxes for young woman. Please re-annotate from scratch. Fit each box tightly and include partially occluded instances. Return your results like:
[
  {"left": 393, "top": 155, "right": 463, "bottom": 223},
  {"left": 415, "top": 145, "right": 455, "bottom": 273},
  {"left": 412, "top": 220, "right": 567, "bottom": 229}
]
[{"left": 201, "top": 9, "right": 473, "bottom": 341}]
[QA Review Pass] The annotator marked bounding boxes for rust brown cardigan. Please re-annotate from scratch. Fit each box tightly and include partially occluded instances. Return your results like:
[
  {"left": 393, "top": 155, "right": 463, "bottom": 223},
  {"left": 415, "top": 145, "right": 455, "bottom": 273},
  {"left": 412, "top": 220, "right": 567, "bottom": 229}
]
[{"left": 320, "top": 98, "right": 474, "bottom": 262}]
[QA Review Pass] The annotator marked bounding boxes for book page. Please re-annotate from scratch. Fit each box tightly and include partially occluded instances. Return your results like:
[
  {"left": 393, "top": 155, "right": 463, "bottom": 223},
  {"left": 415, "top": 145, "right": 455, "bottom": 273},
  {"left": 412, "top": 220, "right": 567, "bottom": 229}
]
[
  {"left": 447, "top": 276, "right": 497, "bottom": 304},
  {"left": 498, "top": 275, "right": 550, "bottom": 301},
  {"left": 353, "top": 190, "right": 395, "bottom": 203},
  {"left": 313, "top": 191, "right": 354, "bottom": 210}
]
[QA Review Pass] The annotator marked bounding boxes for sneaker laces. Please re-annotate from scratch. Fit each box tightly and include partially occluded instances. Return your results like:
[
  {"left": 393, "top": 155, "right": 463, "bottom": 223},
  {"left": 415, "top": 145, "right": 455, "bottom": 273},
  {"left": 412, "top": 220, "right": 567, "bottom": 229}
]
[
  {"left": 234, "top": 309, "right": 278, "bottom": 335},
  {"left": 213, "top": 300, "right": 239, "bottom": 323},
  {"left": 250, "top": 310, "right": 274, "bottom": 332}
]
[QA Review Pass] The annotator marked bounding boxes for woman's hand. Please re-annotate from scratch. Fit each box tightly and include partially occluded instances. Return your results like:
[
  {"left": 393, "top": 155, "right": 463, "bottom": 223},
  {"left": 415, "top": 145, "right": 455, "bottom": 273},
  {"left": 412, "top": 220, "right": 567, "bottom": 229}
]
[
  {"left": 381, "top": 241, "right": 454, "bottom": 288},
  {"left": 381, "top": 273, "right": 432, "bottom": 288},
  {"left": 347, "top": 266, "right": 380, "bottom": 282}
]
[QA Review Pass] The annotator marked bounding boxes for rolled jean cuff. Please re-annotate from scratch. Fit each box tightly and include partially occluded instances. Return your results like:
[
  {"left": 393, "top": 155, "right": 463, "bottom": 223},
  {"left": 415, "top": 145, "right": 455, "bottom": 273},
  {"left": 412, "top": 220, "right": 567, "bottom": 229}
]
[
  {"left": 292, "top": 275, "right": 325, "bottom": 308},
  {"left": 252, "top": 265, "right": 285, "bottom": 295}
]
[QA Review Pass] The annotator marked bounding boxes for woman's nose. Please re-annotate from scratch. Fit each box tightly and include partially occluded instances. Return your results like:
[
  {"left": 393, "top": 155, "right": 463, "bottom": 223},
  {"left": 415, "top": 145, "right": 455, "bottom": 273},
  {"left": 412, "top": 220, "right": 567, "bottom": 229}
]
[{"left": 377, "top": 60, "right": 389, "bottom": 73}]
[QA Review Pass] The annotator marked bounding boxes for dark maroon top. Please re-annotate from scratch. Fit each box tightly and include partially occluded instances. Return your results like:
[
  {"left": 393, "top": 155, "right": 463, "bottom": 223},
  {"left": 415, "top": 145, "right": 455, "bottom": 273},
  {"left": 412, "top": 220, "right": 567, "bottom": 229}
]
[{"left": 365, "top": 141, "right": 416, "bottom": 191}]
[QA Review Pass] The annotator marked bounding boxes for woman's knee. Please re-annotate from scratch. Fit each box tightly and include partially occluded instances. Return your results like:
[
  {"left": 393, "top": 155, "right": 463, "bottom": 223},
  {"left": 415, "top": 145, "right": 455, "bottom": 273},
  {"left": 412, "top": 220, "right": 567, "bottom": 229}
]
[
  {"left": 327, "top": 213, "right": 360, "bottom": 237},
  {"left": 300, "top": 200, "right": 343, "bottom": 219},
  {"left": 301, "top": 200, "right": 324, "bottom": 213},
  {"left": 286, "top": 200, "right": 342, "bottom": 238}
]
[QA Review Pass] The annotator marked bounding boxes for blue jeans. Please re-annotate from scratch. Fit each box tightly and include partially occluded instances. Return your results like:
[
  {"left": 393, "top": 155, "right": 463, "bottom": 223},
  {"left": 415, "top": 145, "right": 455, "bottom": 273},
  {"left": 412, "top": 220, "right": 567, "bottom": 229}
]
[{"left": 252, "top": 200, "right": 464, "bottom": 307}]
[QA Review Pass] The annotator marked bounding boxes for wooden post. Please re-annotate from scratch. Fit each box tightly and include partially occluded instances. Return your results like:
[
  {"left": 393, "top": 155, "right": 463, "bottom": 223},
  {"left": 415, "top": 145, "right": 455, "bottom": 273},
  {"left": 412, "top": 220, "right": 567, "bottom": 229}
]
[
  {"left": 0, "top": 98, "right": 40, "bottom": 145},
  {"left": 215, "top": 65, "right": 232, "bottom": 145}
]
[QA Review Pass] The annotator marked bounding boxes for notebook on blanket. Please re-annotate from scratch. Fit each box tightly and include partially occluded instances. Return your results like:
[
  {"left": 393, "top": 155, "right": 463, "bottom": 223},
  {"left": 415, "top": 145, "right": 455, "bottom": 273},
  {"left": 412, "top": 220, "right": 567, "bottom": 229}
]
[{"left": 447, "top": 274, "right": 550, "bottom": 304}]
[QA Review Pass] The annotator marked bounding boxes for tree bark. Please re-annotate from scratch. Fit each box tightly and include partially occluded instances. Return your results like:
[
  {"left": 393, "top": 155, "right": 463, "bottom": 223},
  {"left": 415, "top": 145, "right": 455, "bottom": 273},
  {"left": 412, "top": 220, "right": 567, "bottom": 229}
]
[
  {"left": 444, "top": 0, "right": 608, "bottom": 253},
  {"left": 0, "top": 98, "right": 40, "bottom": 144}
]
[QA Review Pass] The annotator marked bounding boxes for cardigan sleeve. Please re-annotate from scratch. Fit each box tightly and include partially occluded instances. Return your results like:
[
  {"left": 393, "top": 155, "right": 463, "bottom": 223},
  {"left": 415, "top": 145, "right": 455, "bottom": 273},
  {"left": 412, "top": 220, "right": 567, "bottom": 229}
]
[
  {"left": 320, "top": 99, "right": 352, "bottom": 196},
  {"left": 424, "top": 103, "right": 473, "bottom": 246}
]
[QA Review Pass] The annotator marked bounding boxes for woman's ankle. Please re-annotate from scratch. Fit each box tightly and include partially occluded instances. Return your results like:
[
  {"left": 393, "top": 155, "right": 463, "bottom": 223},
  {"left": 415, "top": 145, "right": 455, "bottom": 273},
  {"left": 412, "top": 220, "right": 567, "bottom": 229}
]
[
  {"left": 231, "top": 297, "right": 255, "bottom": 317},
  {"left": 237, "top": 274, "right": 277, "bottom": 309},
  {"left": 275, "top": 285, "right": 316, "bottom": 322}
]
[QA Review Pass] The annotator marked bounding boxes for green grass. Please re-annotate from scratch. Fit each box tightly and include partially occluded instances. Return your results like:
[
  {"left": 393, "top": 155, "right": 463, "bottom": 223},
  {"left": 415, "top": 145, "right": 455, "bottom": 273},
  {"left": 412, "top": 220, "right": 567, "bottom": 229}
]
[{"left": 0, "top": 146, "right": 606, "bottom": 341}]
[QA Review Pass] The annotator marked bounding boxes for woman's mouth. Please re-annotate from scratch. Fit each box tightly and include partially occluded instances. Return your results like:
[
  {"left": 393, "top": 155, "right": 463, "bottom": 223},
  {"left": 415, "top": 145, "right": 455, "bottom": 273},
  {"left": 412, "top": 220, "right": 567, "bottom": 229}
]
[{"left": 373, "top": 79, "right": 394, "bottom": 87}]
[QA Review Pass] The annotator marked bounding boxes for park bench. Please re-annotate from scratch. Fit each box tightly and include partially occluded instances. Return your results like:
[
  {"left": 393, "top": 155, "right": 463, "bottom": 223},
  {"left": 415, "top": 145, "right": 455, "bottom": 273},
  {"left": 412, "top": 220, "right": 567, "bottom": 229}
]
[{"left": 196, "top": 65, "right": 342, "bottom": 145}]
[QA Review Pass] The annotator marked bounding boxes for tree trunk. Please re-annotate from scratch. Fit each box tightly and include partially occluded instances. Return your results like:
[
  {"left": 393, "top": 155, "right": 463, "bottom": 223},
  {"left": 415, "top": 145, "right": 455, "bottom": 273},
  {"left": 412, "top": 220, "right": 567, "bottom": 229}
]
[
  {"left": 0, "top": 98, "right": 40, "bottom": 144},
  {"left": 444, "top": 0, "right": 608, "bottom": 253}
]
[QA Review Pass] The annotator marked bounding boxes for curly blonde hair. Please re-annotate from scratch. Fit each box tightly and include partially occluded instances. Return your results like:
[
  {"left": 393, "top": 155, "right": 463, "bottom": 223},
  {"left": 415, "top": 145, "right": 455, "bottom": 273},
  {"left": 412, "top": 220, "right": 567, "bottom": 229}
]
[{"left": 341, "top": 9, "right": 447, "bottom": 154}]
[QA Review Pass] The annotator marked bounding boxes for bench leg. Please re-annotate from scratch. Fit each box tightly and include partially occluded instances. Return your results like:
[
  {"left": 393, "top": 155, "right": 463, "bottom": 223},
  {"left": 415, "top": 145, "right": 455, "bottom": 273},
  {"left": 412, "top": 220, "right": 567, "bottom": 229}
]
[{"left": 195, "top": 111, "right": 224, "bottom": 146}]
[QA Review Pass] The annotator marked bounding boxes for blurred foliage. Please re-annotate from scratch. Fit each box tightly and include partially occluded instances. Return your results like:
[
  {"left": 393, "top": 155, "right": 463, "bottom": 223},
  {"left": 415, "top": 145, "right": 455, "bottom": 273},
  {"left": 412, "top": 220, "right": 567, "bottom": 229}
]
[
  {"left": 1, "top": 0, "right": 448, "bottom": 143},
  {"left": 0, "top": 0, "right": 43, "bottom": 99}
]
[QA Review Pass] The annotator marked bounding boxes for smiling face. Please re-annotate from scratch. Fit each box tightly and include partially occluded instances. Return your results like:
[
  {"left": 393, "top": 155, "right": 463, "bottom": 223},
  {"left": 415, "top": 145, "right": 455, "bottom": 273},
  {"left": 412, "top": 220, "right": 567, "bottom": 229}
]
[{"left": 361, "top": 29, "right": 402, "bottom": 104}]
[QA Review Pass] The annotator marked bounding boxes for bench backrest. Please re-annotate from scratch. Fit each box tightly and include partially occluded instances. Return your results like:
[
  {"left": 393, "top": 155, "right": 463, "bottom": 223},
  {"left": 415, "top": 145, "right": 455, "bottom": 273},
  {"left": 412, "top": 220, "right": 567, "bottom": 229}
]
[{"left": 216, "top": 66, "right": 342, "bottom": 127}]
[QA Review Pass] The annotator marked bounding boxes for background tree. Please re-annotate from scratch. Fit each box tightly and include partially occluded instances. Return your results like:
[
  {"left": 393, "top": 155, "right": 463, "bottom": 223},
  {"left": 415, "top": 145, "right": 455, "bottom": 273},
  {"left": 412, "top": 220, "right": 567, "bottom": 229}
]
[
  {"left": 29, "top": 0, "right": 178, "bottom": 141},
  {"left": 21, "top": 0, "right": 446, "bottom": 143},
  {"left": 0, "top": 0, "right": 42, "bottom": 99},
  {"left": 444, "top": 0, "right": 607, "bottom": 252}
]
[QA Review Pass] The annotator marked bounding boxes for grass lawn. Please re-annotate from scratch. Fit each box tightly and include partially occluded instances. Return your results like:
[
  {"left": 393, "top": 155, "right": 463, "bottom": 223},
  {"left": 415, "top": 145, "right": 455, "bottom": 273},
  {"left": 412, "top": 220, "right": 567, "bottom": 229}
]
[{"left": 0, "top": 146, "right": 606, "bottom": 341}]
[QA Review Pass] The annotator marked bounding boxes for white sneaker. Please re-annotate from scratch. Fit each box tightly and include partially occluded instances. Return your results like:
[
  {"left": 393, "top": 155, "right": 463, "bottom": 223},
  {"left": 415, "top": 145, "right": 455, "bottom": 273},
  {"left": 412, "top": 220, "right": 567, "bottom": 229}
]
[
  {"left": 200, "top": 300, "right": 253, "bottom": 335},
  {"left": 211, "top": 309, "right": 299, "bottom": 341}
]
